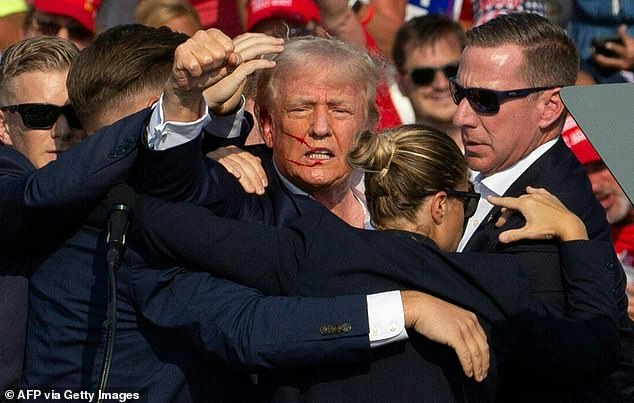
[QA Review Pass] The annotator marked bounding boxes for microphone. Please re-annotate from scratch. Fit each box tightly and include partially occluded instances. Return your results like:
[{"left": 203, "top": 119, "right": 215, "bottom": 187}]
[{"left": 106, "top": 184, "right": 135, "bottom": 271}]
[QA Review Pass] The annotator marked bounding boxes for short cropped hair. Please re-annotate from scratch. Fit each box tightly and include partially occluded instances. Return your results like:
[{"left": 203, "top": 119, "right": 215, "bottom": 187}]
[
  {"left": 67, "top": 24, "right": 188, "bottom": 129},
  {"left": 466, "top": 13, "right": 578, "bottom": 87},
  {"left": 0, "top": 36, "right": 78, "bottom": 104},
  {"left": 254, "top": 35, "right": 382, "bottom": 129},
  {"left": 347, "top": 124, "right": 467, "bottom": 228},
  {"left": 392, "top": 15, "right": 466, "bottom": 71}
]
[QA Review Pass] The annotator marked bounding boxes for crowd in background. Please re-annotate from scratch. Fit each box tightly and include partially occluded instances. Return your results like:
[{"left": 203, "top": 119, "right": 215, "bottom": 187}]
[{"left": 0, "top": 0, "right": 633, "bottom": 402}]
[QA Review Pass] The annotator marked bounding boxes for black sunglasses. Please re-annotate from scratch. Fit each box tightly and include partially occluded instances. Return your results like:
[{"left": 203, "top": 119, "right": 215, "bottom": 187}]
[
  {"left": 409, "top": 63, "right": 459, "bottom": 87},
  {"left": 448, "top": 77, "right": 557, "bottom": 114},
  {"left": 422, "top": 183, "right": 480, "bottom": 219},
  {"left": 0, "top": 103, "right": 82, "bottom": 130},
  {"left": 35, "top": 19, "right": 94, "bottom": 42}
]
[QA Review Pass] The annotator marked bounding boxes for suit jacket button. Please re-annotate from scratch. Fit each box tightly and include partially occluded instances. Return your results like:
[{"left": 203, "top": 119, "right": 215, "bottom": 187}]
[
  {"left": 327, "top": 325, "right": 336, "bottom": 335},
  {"left": 320, "top": 325, "right": 329, "bottom": 336},
  {"left": 341, "top": 323, "right": 351, "bottom": 333}
]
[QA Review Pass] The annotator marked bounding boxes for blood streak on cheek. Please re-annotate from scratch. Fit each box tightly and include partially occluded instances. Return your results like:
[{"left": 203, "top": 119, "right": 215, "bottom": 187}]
[
  {"left": 288, "top": 160, "right": 322, "bottom": 167},
  {"left": 283, "top": 131, "right": 321, "bottom": 167}
]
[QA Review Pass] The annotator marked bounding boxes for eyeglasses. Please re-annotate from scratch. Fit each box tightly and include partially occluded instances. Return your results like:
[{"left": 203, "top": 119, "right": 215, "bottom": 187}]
[
  {"left": 409, "top": 63, "right": 459, "bottom": 87},
  {"left": 448, "top": 77, "right": 557, "bottom": 114},
  {"left": 421, "top": 183, "right": 480, "bottom": 219},
  {"left": 0, "top": 103, "right": 82, "bottom": 130},
  {"left": 35, "top": 19, "right": 93, "bottom": 42}
]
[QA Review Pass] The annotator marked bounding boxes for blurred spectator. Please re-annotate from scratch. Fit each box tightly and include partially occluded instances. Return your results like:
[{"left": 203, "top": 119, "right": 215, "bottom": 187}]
[
  {"left": 95, "top": 0, "right": 137, "bottom": 32},
  {"left": 0, "top": 0, "right": 28, "bottom": 56},
  {"left": 188, "top": 0, "right": 241, "bottom": 37},
  {"left": 393, "top": 14, "right": 465, "bottom": 149},
  {"left": 567, "top": 0, "right": 634, "bottom": 84},
  {"left": 563, "top": 122, "right": 634, "bottom": 320},
  {"left": 315, "top": 0, "right": 402, "bottom": 129},
  {"left": 26, "top": 0, "right": 101, "bottom": 49},
  {"left": 246, "top": 0, "right": 323, "bottom": 37},
  {"left": 136, "top": 0, "right": 202, "bottom": 36}
]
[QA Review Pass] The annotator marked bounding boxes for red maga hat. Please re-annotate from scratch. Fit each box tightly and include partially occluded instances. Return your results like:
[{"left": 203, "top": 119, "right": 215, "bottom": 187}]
[
  {"left": 32, "top": 0, "right": 101, "bottom": 33},
  {"left": 562, "top": 115, "right": 601, "bottom": 165},
  {"left": 247, "top": 0, "right": 320, "bottom": 31}
]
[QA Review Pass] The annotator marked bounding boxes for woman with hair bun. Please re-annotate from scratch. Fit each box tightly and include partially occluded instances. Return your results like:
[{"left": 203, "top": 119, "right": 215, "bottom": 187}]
[{"left": 133, "top": 124, "right": 619, "bottom": 402}]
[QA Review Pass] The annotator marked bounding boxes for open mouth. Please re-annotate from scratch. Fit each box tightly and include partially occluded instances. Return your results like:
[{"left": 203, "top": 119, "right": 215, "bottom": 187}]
[{"left": 305, "top": 150, "right": 334, "bottom": 160}]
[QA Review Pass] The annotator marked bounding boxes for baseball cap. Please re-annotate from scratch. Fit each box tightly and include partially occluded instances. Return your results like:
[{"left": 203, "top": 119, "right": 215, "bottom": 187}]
[
  {"left": 32, "top": 0, "right": 101, "bottom": 33},
  {"left": 246, "top": 0, "right": 320, "bottom": 31},
  {"left": 561, "top": 114, "right": 601, "bottom": 165}
]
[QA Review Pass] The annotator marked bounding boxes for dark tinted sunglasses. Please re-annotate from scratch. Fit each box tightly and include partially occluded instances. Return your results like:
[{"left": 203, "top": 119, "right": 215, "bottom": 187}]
[
  {"left": 35, "top": 19, "right": 93, "bottom": 42},
  {"left": 410, "top": 63, "right": 459, "bottom": 87},
  {"left": 0, "top": 103, "right": 82, "bottom": 130},
  {"left": 448, "top": 77, "right": 556, "bottom": 114},
  {"left": 422, "top": 183, "right": 480, "bottom": 219}
]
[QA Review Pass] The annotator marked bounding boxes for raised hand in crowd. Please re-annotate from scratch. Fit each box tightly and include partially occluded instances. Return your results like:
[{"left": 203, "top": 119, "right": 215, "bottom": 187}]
[{"left": 592, "top": 24, "right": 634, "bottom": 72}]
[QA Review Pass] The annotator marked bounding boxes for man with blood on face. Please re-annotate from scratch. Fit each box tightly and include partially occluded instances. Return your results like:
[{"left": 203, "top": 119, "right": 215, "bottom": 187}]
[{"left": 254, "top": 36, "right": 379, "bottom": 228}]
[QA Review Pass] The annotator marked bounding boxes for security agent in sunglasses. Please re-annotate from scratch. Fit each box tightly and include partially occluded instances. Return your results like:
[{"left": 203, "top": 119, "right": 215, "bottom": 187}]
[
  {"left": 0, "top": 35, "right": 83, "bottom": 394},
  {"left": 450, "top": 12, "right": 634, "bottom": 402},
  {"left": 393, "top": 15, "right": 465, "bottom": 150},
  {"left": 0, "top": 37, "right": 84, "bottom": 169}
]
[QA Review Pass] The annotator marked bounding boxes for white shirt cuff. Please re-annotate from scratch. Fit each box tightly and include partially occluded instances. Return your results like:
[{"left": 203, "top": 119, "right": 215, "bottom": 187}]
[
  {"left": 367, "top": 290, "right": 408, "bottom": 348},
  {"left": 202, "top": 95, "right": 246, "bottom": 139},
  {"left": 146, "top": 93, "right": 211, "bottom": 150}
]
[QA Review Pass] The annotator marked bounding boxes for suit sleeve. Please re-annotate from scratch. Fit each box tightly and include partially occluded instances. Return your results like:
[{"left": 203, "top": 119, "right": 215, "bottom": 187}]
[
  {"left": 126, "top": 264, "right": 372, "bottom": 372},
  {"left": 504, "top": 240, "right": 620, "bottom": 380},
  {"left": 131, "top": 194, "right": 322, "bottom": 295},
  {"left": 0, "top": 109, "right": 152, "bottom": 252}
]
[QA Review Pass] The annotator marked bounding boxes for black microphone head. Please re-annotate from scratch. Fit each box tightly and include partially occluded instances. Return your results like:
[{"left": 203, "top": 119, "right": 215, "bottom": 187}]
[{"left": 107, "top": 184, "right": 136, "bottom": 215}]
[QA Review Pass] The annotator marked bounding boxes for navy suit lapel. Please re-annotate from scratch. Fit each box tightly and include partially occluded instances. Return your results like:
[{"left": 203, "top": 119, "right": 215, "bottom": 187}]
[{"left": 463, "top": 138, "right": 567, "bottom": 252}]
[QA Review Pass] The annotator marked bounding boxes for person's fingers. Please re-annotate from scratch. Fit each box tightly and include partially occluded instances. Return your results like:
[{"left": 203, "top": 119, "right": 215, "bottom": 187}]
[
  {"left": 454, "top": 312, "right": 488, "bottom": 382},
  {"left": 234, "top": 36, "right": 284, "bottom": 62},
  {"left": 494, "top": 207, "right": 509, "bottom": 228},
  {"left": 207, "top": 147, "right": 267, "bottom": 194}
]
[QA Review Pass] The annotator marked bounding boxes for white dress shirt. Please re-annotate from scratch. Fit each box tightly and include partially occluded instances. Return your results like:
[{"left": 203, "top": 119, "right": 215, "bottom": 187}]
[{"left": 457, "top": 138, "right": 559, "bottom": 252}]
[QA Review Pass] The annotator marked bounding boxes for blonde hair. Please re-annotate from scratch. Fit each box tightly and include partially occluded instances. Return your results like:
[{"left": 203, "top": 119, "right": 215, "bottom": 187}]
[
  {"left": 135, "top": 0, "right": 202, "bottom": 32},
  {"left": 347, "top": 124, "right": 468, "bottom": 228},
  {"left": 0, "top": 36, "right": 78, "bottom": 103}
]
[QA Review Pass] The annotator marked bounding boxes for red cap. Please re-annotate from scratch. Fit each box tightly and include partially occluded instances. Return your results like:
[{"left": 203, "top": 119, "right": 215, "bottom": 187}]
[
  {"left": 562, "top": 115, "right": 601, "bottom": 165},
  {"left": 32, "top": 0, "right": 101, "bottom": 33},
  {"left": 247, "top": 0, "right": 320, "bottom": 31}
]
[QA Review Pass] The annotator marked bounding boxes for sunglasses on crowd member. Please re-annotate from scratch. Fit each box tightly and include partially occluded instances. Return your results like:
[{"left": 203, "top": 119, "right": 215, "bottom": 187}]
[
  {"left": 409, "top": 63, "right": 459, "bottom": 87},
  {"left": 34, "top": 19, "right": 93, "bottom": 42},
  {"left": 0, "top": 103, "right": 82, "bottom": 130},
  {"left": 421, "top": 183, "right": 480, "bottom": 219},
  {"left": 448, "top": 77, "right": 557, "bottom": 114}
]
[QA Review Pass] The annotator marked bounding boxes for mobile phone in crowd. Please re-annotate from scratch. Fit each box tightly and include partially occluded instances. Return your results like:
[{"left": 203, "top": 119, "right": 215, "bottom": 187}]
[{"left": 591, "top": 36, "right": 624, "bottom": 58}]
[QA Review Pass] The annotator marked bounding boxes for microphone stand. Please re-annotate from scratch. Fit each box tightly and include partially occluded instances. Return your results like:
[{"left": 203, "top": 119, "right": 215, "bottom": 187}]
[
  {"left": 96, "top": 245, "right": 122, "bottom": 403},
  {"left": 96, "top": 186, "right": 133, "bottom": 403}
]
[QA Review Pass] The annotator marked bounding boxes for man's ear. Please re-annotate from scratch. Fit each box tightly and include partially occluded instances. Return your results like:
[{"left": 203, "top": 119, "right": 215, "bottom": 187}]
[
  {"left": 539, "top": 88, "right": 566, "bottom": 130},
  {"left": 395, "top": 69, "right": 410, "bottom": 97},
  {"left": 0, "top": 110, "right": 14, "bottom": 146},
  {"left": 145, "top": 95, "right": 161, "bottom": 109},
  {"left": 259, "top": 109, "right": 275, "bottom": 148},
  {"left": 430, "top": 192, "right": 448, "bottom": 225}
]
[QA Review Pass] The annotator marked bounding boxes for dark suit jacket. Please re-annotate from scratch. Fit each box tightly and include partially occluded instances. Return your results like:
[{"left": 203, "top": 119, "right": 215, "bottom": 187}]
[
  {"left": 133, "top": 194, "right": 621, "bottom": 403},
  {"left": 1, "top": 109, "right": 372, "bottom": 402},
  {"left": 0, "top": 111, "right": 141, "bottom": 396},
  {"left": 463, "top": 138, "right": 634, "bottom": 402}
]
